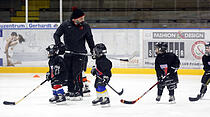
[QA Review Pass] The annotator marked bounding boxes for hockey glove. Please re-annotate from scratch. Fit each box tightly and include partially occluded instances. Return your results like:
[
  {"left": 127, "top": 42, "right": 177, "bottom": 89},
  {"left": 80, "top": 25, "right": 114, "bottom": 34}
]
[
  {"left": 102, "top": 76, "right": 110, "bottom": 85},
  {"left": 168, "top": 66, "right": 178, "bottom": 76},
  {"left": 57, "top": 42, "right": 65, "bottom": 55},
  {"left": 91, "top": 66, "right": 96, "bottom": 76},
  {"left": 164, "top": 74, "right": 170, "bottom": 79},
  {"left": 158, "top": 74, "right": 170, "bottom": 85},
  {"left": 205, "top": 70, "right": 210, "bottom": 76},
  {"left": 158, "top": 77, "right": 164, "bottom": 84},
  {"left": 46, "top": 72, "right": 51, "bottom": 81}
]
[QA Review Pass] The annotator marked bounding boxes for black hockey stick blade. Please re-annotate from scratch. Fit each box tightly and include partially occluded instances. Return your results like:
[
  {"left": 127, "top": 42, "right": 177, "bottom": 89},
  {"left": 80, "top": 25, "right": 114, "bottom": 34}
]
[
  {"left": 3, "top": 101, "right": 16, "bottom": 105},
  {"left": 120, "top": 99, "right": 136, "bottom": 104},
  {"left": 118, "top": 88, "right": 124, "bottom": 95},
  {"left": 189, "top": 97, "right": 200, "bottom": 102},
  {"left": 119, "top": 59, "right": 129, "bottom": 62}
]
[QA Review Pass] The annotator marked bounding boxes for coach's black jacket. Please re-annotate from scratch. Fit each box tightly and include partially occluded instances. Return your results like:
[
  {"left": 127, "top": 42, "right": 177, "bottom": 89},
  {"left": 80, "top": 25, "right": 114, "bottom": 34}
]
[{"left": 53, "top": 20, "right": 95, "bottom": 54}]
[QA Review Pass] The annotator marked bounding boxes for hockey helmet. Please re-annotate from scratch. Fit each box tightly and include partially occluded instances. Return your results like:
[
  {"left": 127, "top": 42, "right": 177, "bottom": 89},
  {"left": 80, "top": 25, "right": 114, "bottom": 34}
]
[
  {"left": 46, "top": 44, "right": 59, "bottom": 58},
  {"left": 155, "top": 42, "right": 168, "bottom": 54},
  {"left": 205, "top": 42, "right": 210, "bottom": 56},
  {"left": 92, "top": 43, "right": 107, "bottom": 59}
]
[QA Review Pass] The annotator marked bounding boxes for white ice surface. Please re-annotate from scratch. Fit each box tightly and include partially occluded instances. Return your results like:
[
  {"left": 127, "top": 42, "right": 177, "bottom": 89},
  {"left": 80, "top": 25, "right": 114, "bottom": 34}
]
[{"left": 0, "top": 73, "right": 209, "bottom": 117}]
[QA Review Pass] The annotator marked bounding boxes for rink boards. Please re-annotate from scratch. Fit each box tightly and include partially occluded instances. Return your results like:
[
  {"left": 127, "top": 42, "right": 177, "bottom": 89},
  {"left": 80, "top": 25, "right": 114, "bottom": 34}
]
[{"left": 0, "top": 67, "right": 204, "bottom": 75}]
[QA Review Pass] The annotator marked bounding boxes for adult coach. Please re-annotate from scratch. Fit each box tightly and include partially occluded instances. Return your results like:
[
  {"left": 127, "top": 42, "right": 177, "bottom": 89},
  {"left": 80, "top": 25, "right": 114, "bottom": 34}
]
[{"left": 53, "top": 7, "right": 95, "bottom": 100}]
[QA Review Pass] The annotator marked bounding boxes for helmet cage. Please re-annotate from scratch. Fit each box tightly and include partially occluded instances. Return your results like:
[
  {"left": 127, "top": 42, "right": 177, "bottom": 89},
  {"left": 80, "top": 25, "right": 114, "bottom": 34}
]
[
  {"left": 155, "top": 42, "right": 168, "bottom": 54},
  {"left": 92, "top": 43, "right": 107, "bottom": 59},
  {"left": 46, "top": 44, "right": 59, "bottom": 57},
  {"left": 205, "top": 42, "right": 210, "bottom": 56}
]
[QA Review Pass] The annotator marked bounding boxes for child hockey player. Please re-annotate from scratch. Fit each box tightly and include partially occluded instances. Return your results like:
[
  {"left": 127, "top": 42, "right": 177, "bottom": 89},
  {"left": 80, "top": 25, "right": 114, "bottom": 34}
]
[
  {"left": 91, "top": 43, "right": 112, "bottom": 107},
  {"left": 46, "top": 44, "right": 66, "bottom": 104},
  {"left": 154, "top": 42, "right": 180, "bottom": 103},
  {"left": 189, "top": 42, "right": 210, "bottom": 101}
]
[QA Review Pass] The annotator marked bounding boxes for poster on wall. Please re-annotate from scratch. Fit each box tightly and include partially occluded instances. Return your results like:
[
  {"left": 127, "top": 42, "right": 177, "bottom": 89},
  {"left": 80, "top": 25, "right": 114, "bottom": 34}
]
[
  {"left": 0, "top": 24, "right": 141, "bottom": 68},
  {"left": 0, "top": 23, "right": 59, "bottom": 67},
  {"left": 143, "top": 29, "right": 208, "bottom": 69}
]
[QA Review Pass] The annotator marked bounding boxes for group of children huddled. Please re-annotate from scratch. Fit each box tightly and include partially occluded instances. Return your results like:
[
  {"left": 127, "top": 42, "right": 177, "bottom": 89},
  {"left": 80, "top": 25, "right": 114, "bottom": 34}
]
[
  {"left": 46, "top": 43, "right": 112, "bottom": 106},
  {"left": 45, "top": 41, "right": 210, "bottom": 106}
]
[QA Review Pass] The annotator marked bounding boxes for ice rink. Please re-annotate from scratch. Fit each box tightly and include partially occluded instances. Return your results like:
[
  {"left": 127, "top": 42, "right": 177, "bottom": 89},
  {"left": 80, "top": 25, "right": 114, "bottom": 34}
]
[{"left": 0, "top": 73, "right": 209, "bottom": 117}]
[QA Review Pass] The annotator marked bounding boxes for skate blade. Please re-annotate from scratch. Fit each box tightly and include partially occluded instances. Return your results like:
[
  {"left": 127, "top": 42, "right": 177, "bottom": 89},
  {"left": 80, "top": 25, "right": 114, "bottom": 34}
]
[
  {"left": 71, "top": 97, "right": 83, "bottom": 101},
  {"left": 169, "top": 101, "right": 176, "bottom": 104},
  {"left": 56, "top": 101, "right": 67, "bottom": 105},
  {"left": 101, "top": 103, "right": 111, "bottom": 108},
  {"left": 83, "top": 93, "right": 91, "bottom": 97},
  {"left": 49, "top": 101, "right": 57, "bottom": 104},
  {"left": 65, "top": 96, "right": 72, "bottom": 100},
  {"left": 92, "top": 103, "right": 100, "bottom": 106}
]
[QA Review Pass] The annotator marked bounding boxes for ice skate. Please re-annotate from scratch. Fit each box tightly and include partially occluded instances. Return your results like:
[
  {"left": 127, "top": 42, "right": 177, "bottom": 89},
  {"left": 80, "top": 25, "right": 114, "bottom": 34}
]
[
  {"left": 169, "top": 95, "right": 176, "bottom": 104},
  {"left": 49, "top": 95, "right": 59, "bottom": 104},
  {"left": 156, "top": 95, "right": 161, "bottom": 102},
  {"left": 65, "top": 92, "right": 75, "bottom": 100},
  {"left": 56, "top": 94, "right": 67, "bottom": 105},
  {"left": 100, "top": 97, "right": 110, "bottom": 107},
  {"left": 83, "top": 85, "right": 91, "bottom": 97},
  {"left": 71, "top": 92, "right": 83, "bottom": 101},
  {"left": 92, "top": 97, "right": 103, "bottom": 106}
]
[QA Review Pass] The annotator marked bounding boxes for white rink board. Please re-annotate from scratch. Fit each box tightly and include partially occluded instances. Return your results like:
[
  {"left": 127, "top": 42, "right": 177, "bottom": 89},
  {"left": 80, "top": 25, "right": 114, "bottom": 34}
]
[{"left": 0, "top": 23, "right": 209, "bottom": 69}]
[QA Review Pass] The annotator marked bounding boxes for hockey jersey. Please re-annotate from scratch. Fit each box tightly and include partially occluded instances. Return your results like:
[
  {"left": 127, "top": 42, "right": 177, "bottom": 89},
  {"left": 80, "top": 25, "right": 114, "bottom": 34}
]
[{"left": 155, "top": 52, "right": 180, "bottom": 81}]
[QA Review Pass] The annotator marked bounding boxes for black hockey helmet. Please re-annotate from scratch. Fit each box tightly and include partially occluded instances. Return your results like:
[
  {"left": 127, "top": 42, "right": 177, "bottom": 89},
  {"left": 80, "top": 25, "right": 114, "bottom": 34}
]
[
  {"left": 205, "top": 42, "right": 210, "bottom": 47},
  {"left": 92, "top": 43, "right": 107, "bottom": 59},
  {"left": 155, "top": 42, "right": 168, "bottom": 54},
  {"left": 205, "top": 41, "right": 210, "bottom": 56},
  {"left": 46, "top": 44, "right": 59, "bottom": 58}
]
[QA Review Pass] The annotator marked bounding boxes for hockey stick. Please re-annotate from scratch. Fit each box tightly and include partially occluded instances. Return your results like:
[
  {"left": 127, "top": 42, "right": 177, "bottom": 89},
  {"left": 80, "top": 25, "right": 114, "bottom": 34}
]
[
  {"left": 65, "top": 51, "right": 92, "bottom": 56},
  {"left": 107, "top": 83, "right": 124, "bottom": 96},
  {"left": 120, "top": 82, "right": 159, "bottom": 104},
  {"left": 108, "top": 51, "right": 138, "bottom": 62},
  {"left": 3, "top": 79, "right": 48, "bottom": 105},
  {"left": 189, "top": 95, "right": 201, "bottom": 102},
  {"left": 120, "top": 73, "right": 173, "bottom": 104},
  {"left": 97, "top": 76, "right": 124, "bottom": 96},
  {"left": 107, "top": 57, "right": 129, "bottom": 62},
  {"left": 189, "top": 78, "right": 210, "bottom": 102},
  {"left": 65, "top": 51, "right": 129, "bottom": 62}
]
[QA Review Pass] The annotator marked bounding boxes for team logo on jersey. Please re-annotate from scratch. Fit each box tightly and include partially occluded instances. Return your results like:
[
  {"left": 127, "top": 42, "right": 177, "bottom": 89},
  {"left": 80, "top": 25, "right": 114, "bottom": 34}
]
[
  {"left": 160, "top": 64, "right": 168, "bottom": 69},
  {"left": 191, "top": 41, "right": 205, "bottom": 60},
  {"left": 160, "top": 64, "right": 168, "bottom": 75}
]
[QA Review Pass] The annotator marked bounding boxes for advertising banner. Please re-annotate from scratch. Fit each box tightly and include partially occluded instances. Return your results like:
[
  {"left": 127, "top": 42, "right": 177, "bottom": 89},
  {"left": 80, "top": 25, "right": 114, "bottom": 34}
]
[
  {"left": 0, "top": 23, "right": 59, "bottom": 67},
  {"left": 143, "top": 29, "right": 209, "bottom": 69},
  {"left": 0, "top": 24, "right": 140, "bottom": 68},
  {"left": 1, "top": 24, "right": 208, "bottom": 69}
]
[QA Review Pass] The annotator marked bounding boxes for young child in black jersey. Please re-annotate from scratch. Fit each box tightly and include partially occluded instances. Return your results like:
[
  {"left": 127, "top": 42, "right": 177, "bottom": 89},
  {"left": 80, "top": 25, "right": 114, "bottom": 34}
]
[
  {"left": 91, "top": 43, "right": 112, "bottom": 107},
  {"left": 191, "top": 42, "right": 210, "bottom": 100},
  {"left": 46, "top": 44, "right": 66, "bottom": 104},
  {"left": 154, "top": 42, "right": 180, "bottom": 103}
]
